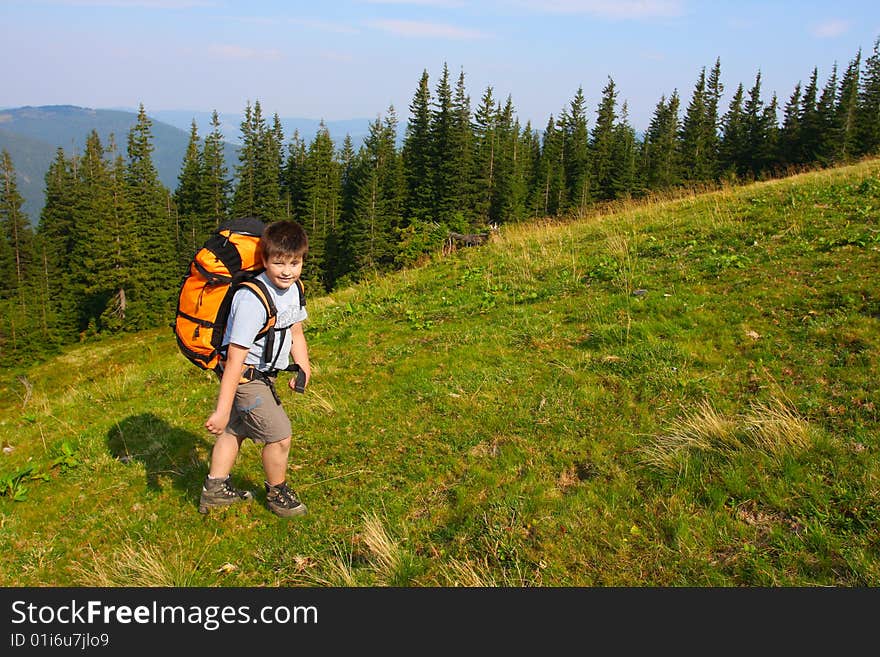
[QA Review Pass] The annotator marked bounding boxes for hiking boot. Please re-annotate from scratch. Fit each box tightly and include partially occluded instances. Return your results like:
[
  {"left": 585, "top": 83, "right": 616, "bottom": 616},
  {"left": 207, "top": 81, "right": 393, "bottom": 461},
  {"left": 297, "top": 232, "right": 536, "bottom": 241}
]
[
  {"left": 198, "top": 475, "right": 253, "bottom": 514},
  {"left": 265, "top": 481, "right": 307, "bottom": 518}
]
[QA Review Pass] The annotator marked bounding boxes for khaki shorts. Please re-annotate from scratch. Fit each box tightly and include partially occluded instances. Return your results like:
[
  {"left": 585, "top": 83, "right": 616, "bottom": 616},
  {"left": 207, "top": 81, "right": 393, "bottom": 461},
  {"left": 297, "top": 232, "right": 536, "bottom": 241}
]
[{"left": 226, "top": 379, "right": 292, "bottom": 444}]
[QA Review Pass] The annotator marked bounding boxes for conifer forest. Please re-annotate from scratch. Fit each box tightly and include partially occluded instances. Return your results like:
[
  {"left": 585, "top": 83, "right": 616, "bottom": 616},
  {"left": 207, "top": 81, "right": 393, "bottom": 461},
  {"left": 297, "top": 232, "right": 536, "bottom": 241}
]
[{"left": 2, "top": 38, "right": 880, "bottom": 364}]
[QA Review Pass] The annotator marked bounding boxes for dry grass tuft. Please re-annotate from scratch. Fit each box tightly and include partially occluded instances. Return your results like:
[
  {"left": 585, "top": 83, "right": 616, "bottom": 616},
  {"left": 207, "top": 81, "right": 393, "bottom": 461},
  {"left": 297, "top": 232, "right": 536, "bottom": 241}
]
[
  {"left": 640, "top": 399, "right": 740, "bottom": 473},
  {"left": 298, "top": 513, "right": 408, "bottom": 586},
  {"left": 744, "top": 397, "right": 812, "bottom": 453},
  {"left": 361, "top": 511, "right": 403, "bottom": 582},
  {"left": 439, "top": 558, "right": 497, "bottom": 587},
  {"left": 291, "top": 541, "right": 358, "bottom": 587},
  {"left": 437, "top": 555, "right": 544, "bottom": 587},
  {"left": 642, "top": 396, "right": 812, "bottom": 473},
  {"left": 69, "top": 534, "right": 213, "bottom": 587}
]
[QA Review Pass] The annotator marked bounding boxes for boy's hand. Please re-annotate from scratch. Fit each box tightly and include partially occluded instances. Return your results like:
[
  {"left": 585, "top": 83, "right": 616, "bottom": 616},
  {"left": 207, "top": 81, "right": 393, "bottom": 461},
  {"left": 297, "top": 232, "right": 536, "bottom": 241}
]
[
  {"left": 205, "top": 411, "right": 229, "bottom": 436},
  {"left": 289, "top": 363, "right": 310, "bottom": 393}
]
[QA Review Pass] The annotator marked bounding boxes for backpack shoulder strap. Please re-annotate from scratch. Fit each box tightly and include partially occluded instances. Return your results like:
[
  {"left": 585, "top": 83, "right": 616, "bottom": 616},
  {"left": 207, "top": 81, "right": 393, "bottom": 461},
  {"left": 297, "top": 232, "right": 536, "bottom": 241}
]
[
  {"left": 296, "top": 278, "right": 306, "bottom": 308},
  {"left": 235, "top": 277, "right": 284, "bottom": 369},
  {"left": 235, "top": 278, "right": 277, "bottom": 333}
]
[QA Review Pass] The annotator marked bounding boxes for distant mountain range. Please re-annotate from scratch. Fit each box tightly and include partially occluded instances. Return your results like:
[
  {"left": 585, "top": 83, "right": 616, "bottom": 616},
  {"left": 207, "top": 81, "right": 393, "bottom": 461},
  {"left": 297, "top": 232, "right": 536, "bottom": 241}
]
[{"left": 0, "top": 105, "right": 375, "bottom": 224}]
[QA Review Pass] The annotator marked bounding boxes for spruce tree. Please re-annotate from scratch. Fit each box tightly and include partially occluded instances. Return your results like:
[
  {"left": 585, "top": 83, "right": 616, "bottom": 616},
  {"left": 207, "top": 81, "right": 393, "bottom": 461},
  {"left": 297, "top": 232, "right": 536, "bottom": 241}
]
[
  {"left": 719, "top": 83, "right": 747, "bottom": 178},
  {"left": 564, "top": 87, "right": 590, "bottom": 210},
  {"left": 609, "top": 101, "right": 640, "bottom": 199},
  {"left": 126, "top": 104, "right": 175, "bottom": 325},
  {"left": 0, "top": 202, "right": 16, "bottom": 303},
  {"left": 282, "top": 130, "right": 307, "bottom": 221},
  {"left": 761, "top": 93, "right": 780, "bottom": 176},
  {"left": 402, "top": 70, "right": 433, "bottom": 223},
  {"left": 0, "top": 149, "right": 41, "bottom": 359},
  {"left": 233, "top": 101, "right": 262, "bottom": 218},
  {"left": 298, "top": 122, "right": 340, "bottom": 291},
  {"left": 382, "top": 106, "right": 406, "bottom": 238},
  {"left": 520, "top": 122, "right": 543, "bottom": 220},
  {"left": 472, "top": 85, "right": 498, "bottom": 223},
  {"left": 506, "top": 118, "right": 534, "bottom": 223},
  {"left": 0, "top": 149, "right": 34, "bottom": 305},
  {"left": 816, "top": 64, "right": 840, "bottom": 165},
  {"left": 334, "top": 133, "right": 358, "bottom": 285},
  {"left": 101, "top": 145, "right": 141, "bottom": 331},
  {"left": 339, "top": 130, "right": 373, "bottom": 282},
  {"left": 591, "top": 77, "right": 619, "bottom": 200},
  {"left": 856, "top": 37, "right": 880, "bottom": 156},
  {"left": 174, "top": 120, "right": 205, "bottom": 267},
  {"left": 430, "top": 63, "right": 459, "bottom": 227},
  {"left": 347, "top": 113, "right": 401, "bottom": 277},
  {"left": 255, "top": 113, "right": 284, "bottom": 222},
  {"left": 69, "top": 131, "right": 123, "bottom": 332},
  {"left": 490, "top": 95, "right": 518, "bottom": 225},
  {"left": 0, "top": 150, "right": 34, "bottom": 359},
  {"left": 835, "top": 51, "right": 861, "bottom": 162},
  {"left": 531, "top": 114, "right": 566, "bottom": 216},
  {"left": 742, "top": 72, "right": 771, "bottom": 178},
  {"left": 779, "top": 83, "right": 803, "bottom": 168},
  {"left": 798, "top": 68, "right": 822, "bottom": 164},
  {"left": 0, "top": 235, "right": 15, "bottom": 359},
  {"left": 679, "top": 67, "right": 712, "bottom": 182},
  {"left": 450, "top": 69, "right": 475, "bottom": 224},
  {"left": 37, "top": 148, "right": 80, "bottom": 342},
  {"left": 202, "top": 110, "right": 231, "bottom": 226},
  {"left": 705, "top": 58, "right": 724, "bottom": 179},
  {"left": 0, "top": 218, "right": 14, "bottom": 355},
  {"left": 642, "top": 92, "right": 682, "bottom": 189}
]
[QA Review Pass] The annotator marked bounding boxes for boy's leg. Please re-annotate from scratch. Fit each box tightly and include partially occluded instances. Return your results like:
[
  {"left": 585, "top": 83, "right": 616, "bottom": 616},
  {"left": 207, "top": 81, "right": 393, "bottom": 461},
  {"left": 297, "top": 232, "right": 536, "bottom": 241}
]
[
  {"left": 199, "top": 432, "right": 252, "bottom": 514},
  {"left": 209, "top": 431, "right": 244, "bottom": 479},
  {"left": 261, "top": 436, "right": 290, "bottom": 486},
  {"left": 263, "top": 437, "right": 307, "bottom": 517}
]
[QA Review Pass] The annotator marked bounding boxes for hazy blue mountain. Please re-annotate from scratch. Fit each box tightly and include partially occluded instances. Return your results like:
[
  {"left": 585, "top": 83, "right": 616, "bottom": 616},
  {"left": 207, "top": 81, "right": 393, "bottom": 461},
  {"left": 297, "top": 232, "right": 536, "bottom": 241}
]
[
  {"left": 0, "top": 105, "right": 237, "bottom": 224},
  {"left": 0, "top": 126, "right": 55, "bottom": 225},
  {"left": 0, "top": 105, "right": 389, "bottom": 225}
]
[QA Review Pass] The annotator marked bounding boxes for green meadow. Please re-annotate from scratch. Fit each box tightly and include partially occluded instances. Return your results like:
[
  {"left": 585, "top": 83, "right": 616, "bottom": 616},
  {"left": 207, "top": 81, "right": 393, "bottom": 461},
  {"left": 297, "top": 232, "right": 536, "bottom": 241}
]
[{"left": 1, "top": 159, "right": 878, "bottom": 586}]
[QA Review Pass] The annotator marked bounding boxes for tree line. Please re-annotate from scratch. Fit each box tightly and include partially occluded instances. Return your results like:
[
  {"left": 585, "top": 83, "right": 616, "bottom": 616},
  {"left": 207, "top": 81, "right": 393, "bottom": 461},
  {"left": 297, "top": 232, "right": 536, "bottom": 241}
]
[{"left": 2, "top": 37, "right": 879, "bottom": 364}]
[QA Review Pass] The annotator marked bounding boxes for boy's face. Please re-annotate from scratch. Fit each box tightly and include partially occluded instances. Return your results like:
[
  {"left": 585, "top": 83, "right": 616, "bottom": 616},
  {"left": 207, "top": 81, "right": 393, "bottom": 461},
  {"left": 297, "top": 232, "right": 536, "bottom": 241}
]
[{"left": 263, "top": 252, "right": 303, "bottom": 291}]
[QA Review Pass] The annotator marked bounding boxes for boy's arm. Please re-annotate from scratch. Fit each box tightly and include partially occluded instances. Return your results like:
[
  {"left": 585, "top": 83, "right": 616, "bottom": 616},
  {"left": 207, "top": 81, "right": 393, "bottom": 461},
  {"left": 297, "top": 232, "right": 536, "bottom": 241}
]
[
  {"left": 205, "top": 343, "right": 249, "bottom": 436},
  {"left": 288, "top": 322, "right": 311, "bottom": 391}
]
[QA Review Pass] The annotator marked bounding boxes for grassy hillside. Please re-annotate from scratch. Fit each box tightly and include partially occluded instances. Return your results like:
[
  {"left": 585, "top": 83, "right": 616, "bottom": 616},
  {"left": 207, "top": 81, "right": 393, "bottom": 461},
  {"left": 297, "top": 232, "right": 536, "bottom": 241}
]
[{"left": 1, "top": 160, "right": 878, "bottom": 586}]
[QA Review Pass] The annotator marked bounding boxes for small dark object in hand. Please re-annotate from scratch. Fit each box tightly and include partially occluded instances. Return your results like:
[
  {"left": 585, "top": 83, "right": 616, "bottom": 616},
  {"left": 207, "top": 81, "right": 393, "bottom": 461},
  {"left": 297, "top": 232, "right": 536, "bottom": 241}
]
[
  {"left": 283, "top": 363, "right": 307, "bottom": 393},
  {"left": 293, "top": 366, "right": 306, "bottom": 393}
]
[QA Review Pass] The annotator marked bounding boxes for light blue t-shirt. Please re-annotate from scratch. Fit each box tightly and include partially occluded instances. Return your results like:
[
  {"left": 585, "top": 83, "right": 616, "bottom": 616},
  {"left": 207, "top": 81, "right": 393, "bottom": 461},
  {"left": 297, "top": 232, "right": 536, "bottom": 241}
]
[{"left": 222, "top": 272, "right": 307, "bottom": 371}]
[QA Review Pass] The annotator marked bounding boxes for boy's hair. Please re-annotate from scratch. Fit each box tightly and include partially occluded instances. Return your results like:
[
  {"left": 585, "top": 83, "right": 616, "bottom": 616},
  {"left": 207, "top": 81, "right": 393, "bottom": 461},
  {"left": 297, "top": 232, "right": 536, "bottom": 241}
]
[{"left": 262, "top": 220, "right": 308, "bottom": 260}]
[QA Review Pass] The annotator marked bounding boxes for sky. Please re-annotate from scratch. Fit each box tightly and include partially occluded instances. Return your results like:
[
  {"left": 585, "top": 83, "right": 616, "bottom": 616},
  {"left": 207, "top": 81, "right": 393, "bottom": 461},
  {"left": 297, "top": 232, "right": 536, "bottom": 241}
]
[{"left": 3, "top": 0, "right": 880, "bottom": 133}]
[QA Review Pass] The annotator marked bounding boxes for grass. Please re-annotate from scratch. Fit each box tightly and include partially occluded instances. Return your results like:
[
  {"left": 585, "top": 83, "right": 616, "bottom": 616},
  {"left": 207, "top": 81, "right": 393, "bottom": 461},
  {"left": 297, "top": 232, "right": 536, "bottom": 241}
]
[{"left": 1, "top": 159, "right": 879, "bottom": 586}]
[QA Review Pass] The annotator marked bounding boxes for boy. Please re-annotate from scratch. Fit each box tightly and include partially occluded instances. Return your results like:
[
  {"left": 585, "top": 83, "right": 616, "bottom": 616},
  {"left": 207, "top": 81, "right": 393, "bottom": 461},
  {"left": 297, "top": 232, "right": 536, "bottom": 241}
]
[{"left": 200, "top": 220, "right": 311, "bottom": 518}]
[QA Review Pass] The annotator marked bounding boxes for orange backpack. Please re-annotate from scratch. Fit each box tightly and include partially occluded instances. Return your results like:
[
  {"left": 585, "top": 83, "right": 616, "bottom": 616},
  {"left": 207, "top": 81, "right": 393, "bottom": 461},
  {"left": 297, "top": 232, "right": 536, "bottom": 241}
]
[{"left": 174, "top": 217, "right": 279, "bottom": 374}]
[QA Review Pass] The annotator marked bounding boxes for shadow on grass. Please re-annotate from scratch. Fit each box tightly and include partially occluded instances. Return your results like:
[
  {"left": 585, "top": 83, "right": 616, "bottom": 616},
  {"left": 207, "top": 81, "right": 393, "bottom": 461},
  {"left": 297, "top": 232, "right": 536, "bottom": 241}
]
[{"left": 105, "top": 413, "right": 258, "bottom": 507}]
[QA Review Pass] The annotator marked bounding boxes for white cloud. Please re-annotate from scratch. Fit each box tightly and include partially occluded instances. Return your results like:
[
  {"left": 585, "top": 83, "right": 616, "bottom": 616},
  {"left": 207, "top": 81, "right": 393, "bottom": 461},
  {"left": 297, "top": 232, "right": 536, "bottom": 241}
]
[
  {"left": 288, "top": 18, "right": 360, "bottom": 35},
  {"left": 208, "top": 45, "right": 284, "bottom": 62},
  {"left": 42, "top": 0, "right": 215, "bottom": 7},
  {"left": 513, "top": 0, "right": 683, "bottom": 19},
  {"left": 811, "top": 19, "right": 851, "bottom": 38},
  {"left": 224, "top": 16, "right": 277, "bottom": 26},
  {"left": 360, "top": 0, "right": 466, "bottom": 6},
  {"left": 366, "top": 19, "right": 490, "bottom": 39}
]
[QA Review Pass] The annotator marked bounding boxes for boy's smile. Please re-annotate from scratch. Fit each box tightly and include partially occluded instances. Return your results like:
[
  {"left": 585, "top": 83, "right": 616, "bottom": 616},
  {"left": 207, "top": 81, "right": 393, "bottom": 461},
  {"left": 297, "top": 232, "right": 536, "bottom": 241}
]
[{"left": 264, "top": 254, "right": 303, "bottom": 290}]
